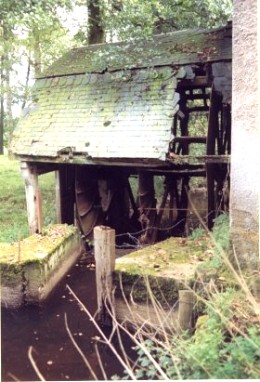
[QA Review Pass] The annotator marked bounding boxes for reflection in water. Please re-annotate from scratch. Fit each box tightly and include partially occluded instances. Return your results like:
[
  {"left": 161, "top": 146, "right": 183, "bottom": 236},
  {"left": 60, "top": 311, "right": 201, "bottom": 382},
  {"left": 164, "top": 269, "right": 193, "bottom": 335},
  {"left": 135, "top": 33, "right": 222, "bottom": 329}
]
[{"left": 1, "top": 257, "right": 127, "bottom": 381}]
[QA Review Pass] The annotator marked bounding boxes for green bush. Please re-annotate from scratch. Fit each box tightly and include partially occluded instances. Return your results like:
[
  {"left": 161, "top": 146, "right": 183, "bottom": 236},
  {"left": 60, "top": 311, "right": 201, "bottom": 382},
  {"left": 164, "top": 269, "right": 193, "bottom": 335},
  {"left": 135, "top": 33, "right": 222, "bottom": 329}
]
[
  {"left": 212, "top": 213, "right": 230, "bottom": 253},
  {"left": 123, "top": 290, "right": 260, "bottom": 380}
]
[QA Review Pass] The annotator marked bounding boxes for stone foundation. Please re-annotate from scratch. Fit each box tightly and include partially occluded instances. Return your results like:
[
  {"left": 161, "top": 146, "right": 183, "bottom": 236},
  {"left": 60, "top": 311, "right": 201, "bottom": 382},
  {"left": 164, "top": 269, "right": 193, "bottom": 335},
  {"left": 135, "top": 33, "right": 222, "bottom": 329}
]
[{"left": 0, "top": 225, "right": 82, "bottom": 308}]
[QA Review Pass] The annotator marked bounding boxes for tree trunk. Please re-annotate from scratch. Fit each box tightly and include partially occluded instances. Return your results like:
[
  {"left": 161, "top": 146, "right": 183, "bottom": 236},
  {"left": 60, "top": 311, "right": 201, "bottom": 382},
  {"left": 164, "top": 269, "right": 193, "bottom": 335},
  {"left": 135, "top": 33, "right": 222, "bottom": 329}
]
[
  {"left": 0, "top": 64, "right": 4, "bottom": 154},
  {"left": 0, "top": 31, "right": 5, "bottom": 154},
  {"left": 87, "top": 0, "right": 105, "bottom": 44},
  {"left": 32, "top": 30, "right": 42, "bottom": 78},
  {"left": 22, "top": 54, "right": 31, "bottom": 110},
  {"left": 5, "top": 66, "right": 14, "bottom": 143}
]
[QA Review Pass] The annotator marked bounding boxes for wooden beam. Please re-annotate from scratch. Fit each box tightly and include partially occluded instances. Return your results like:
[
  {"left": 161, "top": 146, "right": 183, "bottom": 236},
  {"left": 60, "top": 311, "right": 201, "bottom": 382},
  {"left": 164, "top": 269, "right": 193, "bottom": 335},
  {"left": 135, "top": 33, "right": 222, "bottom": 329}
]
[
  {"left": 36, "top": 188, "right": 43, "bottom": 233},
  {"left": 94, "top": 226, "right": 115, "bottom": 324},
  {"left": 55, "top": 170, "right": 62, "bottom": 224},
  {"left": 167, "top": 154, "right": 230, "bottom": 165},
  {"left": 20, "top": 162, "right": 40, "bottom": 234},
  {"left": 174, "top": 136, "right": 207, "bottom": 144},
  {"left": 55, "top": 165, "right": 75, "bottom": 225}
]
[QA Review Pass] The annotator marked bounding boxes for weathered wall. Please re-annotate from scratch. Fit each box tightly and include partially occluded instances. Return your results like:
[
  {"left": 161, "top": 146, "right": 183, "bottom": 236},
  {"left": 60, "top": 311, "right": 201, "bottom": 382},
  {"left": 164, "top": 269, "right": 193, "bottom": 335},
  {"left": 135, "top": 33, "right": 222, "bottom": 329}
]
[{"left": 231, "top": 0, "right": 259, "bottom": 267}]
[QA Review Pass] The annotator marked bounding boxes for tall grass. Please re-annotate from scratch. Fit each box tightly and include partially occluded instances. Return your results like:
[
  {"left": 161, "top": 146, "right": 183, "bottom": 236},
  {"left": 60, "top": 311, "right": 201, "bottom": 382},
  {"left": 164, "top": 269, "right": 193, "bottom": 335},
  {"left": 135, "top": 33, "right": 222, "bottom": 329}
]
[{"left": 0, "top": 155, "right": 56, "bottom": 242}]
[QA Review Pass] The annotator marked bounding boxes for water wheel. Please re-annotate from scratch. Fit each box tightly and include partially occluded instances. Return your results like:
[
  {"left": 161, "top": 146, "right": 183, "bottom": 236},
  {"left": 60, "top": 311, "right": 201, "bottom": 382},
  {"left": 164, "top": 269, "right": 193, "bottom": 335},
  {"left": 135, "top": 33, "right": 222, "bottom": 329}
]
[
  {"left": 206, "top": 87, "right": 231, "bottom": 228},
  {"left": 75, "top": 166, "right": 141, "bottom": 242},
  {"left": 75, "top": 166, "right": 103, "bottom": 237}
]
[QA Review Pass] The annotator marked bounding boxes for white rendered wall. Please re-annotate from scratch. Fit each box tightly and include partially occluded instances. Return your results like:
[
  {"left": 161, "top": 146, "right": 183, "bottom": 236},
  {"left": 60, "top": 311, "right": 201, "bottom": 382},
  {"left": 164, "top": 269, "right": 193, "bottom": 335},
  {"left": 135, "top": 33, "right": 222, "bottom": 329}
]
[{"left": 231, "top": 0, "right": 259, "bottom": 266}]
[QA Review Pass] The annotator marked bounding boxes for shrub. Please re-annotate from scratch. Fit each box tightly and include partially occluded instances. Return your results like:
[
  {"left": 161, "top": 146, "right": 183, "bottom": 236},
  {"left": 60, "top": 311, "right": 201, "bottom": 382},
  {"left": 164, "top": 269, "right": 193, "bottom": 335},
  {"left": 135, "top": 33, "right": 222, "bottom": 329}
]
[{"left": 124, "top": 289, "right": 260, "bottom": 380}]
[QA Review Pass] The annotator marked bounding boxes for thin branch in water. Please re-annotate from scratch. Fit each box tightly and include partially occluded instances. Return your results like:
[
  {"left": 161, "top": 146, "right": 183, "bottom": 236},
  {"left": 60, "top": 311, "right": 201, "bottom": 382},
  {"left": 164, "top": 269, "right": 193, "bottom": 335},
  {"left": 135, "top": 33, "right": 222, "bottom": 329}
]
[
  {"left": 64, "top": 312, "right": 98, "bottom": 381},
  {"left": 94, "top": 343, "right": 108, "bottom": 380},
  {"left": 104, "top": 297, "right": 171, "bottom": 380},
  {"left": 28, "top": 346, "right": 46, "bottom": 381},
  {"left": 7, "top": 372, "right": 21, "bottom": 382},
  {"left": 66, "top": 284, "right": 136, "bottom": 380}
]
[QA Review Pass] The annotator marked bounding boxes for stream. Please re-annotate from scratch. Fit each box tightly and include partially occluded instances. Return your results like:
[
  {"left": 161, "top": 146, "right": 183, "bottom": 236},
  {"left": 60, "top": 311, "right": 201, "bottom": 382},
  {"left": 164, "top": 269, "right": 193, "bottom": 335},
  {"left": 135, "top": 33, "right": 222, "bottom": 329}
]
[{"left": 1, "top": 255, "right": 131, "bottom": 381}]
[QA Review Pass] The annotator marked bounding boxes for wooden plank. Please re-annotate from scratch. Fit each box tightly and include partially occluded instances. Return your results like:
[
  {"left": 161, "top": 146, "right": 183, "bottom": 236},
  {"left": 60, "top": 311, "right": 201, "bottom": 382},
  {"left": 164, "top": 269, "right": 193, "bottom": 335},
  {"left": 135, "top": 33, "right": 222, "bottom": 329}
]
[
  {"left": 184, "top": 93, "right": 210, "bottom": 100},
  {"left": 20, "top": 162, "right": 40, "bottom": 234},
  {"left": 176, "top": 76, "right": 211, "bottom": 90},
  {"left": 36, "top": 188, "right": 43, "bottom": 234},
  {"left": 167, "top": 154, "right": 230, "bottom": 165},
  {"left": 174, "top": 136, "right": 207, "bottom": 144},
  {"left": 94, "top": 226, "right": 116, "bottom": 324},
  {"left": 55, "top": 170, "right": 62, "bottom": 224},
  {"left": 55, "top": 166, "right": 75, "bottom": 225}
]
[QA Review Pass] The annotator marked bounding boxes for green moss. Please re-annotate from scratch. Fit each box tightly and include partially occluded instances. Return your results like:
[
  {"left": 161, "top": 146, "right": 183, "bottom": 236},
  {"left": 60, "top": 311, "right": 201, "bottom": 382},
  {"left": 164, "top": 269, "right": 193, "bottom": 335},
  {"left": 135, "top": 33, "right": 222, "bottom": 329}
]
[
  {"left": 114, "top": 236, "right": 208, "bottom": 306},
  {"left": 115, "top": 236, "right": 211, "bottom": 278},
  {"left": 0, "top": 262, "right": 23, "bottom": 284},
  {"left": 0, "top": 224, "right": 78, "bottom": 268}
]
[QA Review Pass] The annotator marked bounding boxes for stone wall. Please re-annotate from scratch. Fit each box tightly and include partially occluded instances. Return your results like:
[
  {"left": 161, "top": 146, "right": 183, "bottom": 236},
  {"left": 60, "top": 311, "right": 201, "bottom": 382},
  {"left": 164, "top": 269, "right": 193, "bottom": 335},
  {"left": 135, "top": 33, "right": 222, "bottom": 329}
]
[{"left": 231, "top": 0, "right": 259, "bottom": 267}]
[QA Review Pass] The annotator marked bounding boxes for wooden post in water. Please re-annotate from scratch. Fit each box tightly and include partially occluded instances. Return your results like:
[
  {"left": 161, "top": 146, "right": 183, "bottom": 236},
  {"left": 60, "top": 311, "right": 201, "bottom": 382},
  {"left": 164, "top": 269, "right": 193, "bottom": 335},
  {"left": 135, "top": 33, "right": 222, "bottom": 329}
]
[
  {"left": 36, "top": 187, "right": 43, "bottom": 234},
  {"left": 177, "top": 289, "right": 195, "bottom": 332},
  {"left": 94, "top": 226, "right": 115, "bottom": 325},
  {"left": 20, "top": 162, "right": 40, "bottom": 234}
]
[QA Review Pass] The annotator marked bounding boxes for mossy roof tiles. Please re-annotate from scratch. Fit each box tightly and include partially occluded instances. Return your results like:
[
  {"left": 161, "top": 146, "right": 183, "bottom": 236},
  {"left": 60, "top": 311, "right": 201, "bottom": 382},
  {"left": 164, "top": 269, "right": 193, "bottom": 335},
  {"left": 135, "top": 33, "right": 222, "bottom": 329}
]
[
  {"left": 11, "top": 67, "right": 179, "bottom": 160},
  {"left": 40, "top": 24, "right": 231, "bottom": 77},
  {"left": 11, "top": 24, "right": 231, "bottom": 162}
]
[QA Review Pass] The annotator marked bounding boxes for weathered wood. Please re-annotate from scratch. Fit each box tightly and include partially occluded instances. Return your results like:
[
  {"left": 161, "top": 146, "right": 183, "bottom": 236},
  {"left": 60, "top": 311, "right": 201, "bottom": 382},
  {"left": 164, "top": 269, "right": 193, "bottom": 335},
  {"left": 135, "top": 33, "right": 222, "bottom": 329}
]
[
  {"left": 177, "top": 289, "right": 195, "bottom": 332},
  {"left": 55, "top": 170, "right": 62, "bottom": 224},
  {"left": 138, "top": 173, "right": 157, "bottom": 244},
  {"left": 174, "top": 136, "right": 207, "bottom": 143},
  {"left": 94, "top": 226, "right": 115, "bottom": 324},
  {"left": 20, "top": 162, "right": 40, "bottom": 234},
  {"left": 55, "top": 166, "right": 75, "bottom": 225},
  {"left": 36, "top": 188, "right": 43, "bottom": 234},
  {"left": 167, "top": 154, "right": 230, "bottom": 165}
]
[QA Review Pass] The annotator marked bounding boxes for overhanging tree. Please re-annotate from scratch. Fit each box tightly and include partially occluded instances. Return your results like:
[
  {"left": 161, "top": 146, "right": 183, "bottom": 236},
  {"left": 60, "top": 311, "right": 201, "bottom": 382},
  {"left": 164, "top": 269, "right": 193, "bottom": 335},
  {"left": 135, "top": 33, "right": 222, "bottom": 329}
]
[{"left": 0, "top": 0, "right": 73, "bottom": 153}]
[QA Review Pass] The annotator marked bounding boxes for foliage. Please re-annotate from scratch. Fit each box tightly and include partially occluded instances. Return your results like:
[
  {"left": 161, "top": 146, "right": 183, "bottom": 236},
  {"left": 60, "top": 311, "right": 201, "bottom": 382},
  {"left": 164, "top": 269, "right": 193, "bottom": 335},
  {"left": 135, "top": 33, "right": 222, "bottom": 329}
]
[
  {"left": 190, "top": 226, "right": 205, "bottom": 240},
  {"left": 212, "top": 213, "right": 230, "bottom": 252},
  {"left": 191, "top": 213, "right": 230, "bottom": 273},
  {"left": 110, "top": 213, "right": 259, "bottom": 380},
  {"left": 118, "top": 289, "right": 259, "bottom": 380},
  {"left": 103, "top": 0, "right": 232, "bottom": 41},
  {"left": 0, "top": 0, "right": 74, "bottom": 148}
]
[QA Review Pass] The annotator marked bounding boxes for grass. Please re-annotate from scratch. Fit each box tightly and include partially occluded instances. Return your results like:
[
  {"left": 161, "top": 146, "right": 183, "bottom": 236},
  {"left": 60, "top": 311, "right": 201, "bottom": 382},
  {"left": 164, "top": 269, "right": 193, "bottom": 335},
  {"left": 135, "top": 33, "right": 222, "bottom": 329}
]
[{"left": 0, "top": 155, "right": 56, "bottom": 242}]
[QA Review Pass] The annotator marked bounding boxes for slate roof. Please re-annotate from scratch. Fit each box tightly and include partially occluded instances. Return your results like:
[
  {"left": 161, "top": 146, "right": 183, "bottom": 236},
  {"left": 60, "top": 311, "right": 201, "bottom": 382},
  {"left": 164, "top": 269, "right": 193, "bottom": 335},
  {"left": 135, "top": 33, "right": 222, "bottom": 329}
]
[
  {"left": 41, "top": 24, "right": 231, "bottom": 77},
  {"left": 12, "top": 67, "right": 179, "bottom": 160},
  {"left": 11, "top": 24, "right": 232, "bottom": 163}
]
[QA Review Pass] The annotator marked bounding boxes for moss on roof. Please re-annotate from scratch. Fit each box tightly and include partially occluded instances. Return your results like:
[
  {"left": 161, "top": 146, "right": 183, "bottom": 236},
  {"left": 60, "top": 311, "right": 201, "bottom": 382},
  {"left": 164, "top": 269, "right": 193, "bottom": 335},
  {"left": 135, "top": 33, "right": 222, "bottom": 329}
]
[
  {"left": 40, "top": 24, "right": 231, "bottom": 78},
  {"left": 11, "top": 67, "right": 180, "bottom": 159}
]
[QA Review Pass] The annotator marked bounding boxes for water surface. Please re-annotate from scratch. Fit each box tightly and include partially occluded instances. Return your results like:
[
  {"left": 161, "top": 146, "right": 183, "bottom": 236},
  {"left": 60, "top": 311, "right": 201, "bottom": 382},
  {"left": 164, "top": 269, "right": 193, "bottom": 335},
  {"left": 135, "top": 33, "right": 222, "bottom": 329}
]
[{"left": 1, "top": 256, "right": 127, "bottom": 381}]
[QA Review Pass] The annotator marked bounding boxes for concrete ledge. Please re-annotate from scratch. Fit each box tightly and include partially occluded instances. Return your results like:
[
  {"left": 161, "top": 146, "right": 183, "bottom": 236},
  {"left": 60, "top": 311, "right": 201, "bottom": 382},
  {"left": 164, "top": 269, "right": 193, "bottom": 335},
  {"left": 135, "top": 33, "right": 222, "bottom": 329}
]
[{"left": 0, "top": 224, "right": 82, "bottom": 308}]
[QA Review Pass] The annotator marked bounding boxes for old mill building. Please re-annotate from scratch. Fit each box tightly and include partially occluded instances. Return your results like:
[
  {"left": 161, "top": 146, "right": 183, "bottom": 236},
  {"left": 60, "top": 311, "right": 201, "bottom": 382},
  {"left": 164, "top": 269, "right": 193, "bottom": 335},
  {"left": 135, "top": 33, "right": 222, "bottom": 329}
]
[{"left": 11, "top": 1, "right": 259, "bottom": 269}]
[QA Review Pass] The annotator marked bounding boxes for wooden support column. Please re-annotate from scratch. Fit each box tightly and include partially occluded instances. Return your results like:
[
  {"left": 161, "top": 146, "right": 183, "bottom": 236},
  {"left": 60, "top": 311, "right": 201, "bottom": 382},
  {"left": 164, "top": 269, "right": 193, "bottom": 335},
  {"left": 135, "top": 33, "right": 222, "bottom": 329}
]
[
  {"left": 20, "top": 162, "right": 42, "bottom": 234},
  {"left": 55, "top": 165, "right": 75, "bottom": 225},
  {"left": 177, "top": 289, "right": 195, "bottom": 332},
  {"left": 94, "top": 226, "right": 115, "bottom": 324},
  {"left": 55, "top": 170, "right": 62, "bottom": 224}
]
